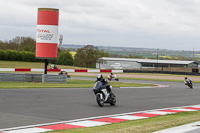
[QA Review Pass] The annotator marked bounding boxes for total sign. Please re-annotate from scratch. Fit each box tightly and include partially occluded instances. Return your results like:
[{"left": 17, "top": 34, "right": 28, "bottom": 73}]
[
  {"left": 36, "top": 25, "right": 58, "bottom": 43},
  {"left": 36, "top": 8, "right": 59, "bottom": 59}
]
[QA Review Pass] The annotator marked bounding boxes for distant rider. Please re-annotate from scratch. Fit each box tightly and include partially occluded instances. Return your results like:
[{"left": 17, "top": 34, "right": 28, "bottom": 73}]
[
  {"left": 109, "top": 72, "right": 114, "bottom": 78},
  {"left": 184, "top": 76, "right": 192, "bottom": 85},
  {"left": 96, "top": 74, "right": 113, "bottom": 94}
]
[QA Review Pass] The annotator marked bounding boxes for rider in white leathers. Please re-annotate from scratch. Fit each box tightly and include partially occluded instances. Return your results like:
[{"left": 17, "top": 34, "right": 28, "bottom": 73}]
[{"left": 184, "top": 76, "right": 192, "bottom": 85}]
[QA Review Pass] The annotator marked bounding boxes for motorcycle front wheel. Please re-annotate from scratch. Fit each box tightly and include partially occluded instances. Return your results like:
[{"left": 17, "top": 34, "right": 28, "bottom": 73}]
[{"left": 96, "top": 94, "right": 104, "bottom": 107}]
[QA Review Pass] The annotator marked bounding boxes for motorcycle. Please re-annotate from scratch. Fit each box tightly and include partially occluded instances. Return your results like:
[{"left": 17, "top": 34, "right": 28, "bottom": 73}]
[
  {"left": 59, "top": 71, "right": 71, "bottom": 79},
  {"left": 92, "top": 81, "right": 116, "bottom": 107},
  {"left": 185, "top": 81, "right": 193, "bottom": 89},
  {"left": 108, "top": 74, "right": 119, "bottom": 81}
]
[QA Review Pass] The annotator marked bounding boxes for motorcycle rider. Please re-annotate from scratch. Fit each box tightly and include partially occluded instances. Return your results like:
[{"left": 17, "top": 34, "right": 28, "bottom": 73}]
[
  {"left": 96, "top": 74, "right": 113, "bottom": 94},
  {"left": 184, "top": 76, "right": 192, "bottom": 85},
  {"left": 109, "top": 72, "right": 114, "bottom": 79}
]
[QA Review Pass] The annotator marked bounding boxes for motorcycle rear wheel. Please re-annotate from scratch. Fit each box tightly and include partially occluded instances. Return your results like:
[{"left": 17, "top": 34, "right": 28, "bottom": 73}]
[
  {"left": 110, "top": 98, "right": 116, "bottom": 106},
  {"left": 110, "top": 94, "right": 116, "bottom": 106},
  {"left": 189, "top": 84, "right": 193, "bottom": 89}
]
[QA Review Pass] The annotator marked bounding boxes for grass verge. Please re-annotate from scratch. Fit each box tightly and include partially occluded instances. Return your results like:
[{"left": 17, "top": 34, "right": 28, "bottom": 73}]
[
  {"left": 0, "top": 79, "right": 155, "bottom": 89},
  {"left": 46, "top": 111, "right": 200, "bottom": 133},
  {"left": 71, "top": 75, "right": 200, "bottom": 83},
  {"left": 0, "top": 60, "right": 88, "bottom": 69},
  {"left": 120, "top": 77, "right": 200, "bottom": 83}
]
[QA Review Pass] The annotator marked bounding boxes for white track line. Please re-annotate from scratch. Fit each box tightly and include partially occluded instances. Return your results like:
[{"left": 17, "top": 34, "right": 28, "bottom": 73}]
[
  {"left": 1, "top": 104, "right": 200, "bottom": 132},
  {"left": 120, "top": 84, "right": 169, "bottom": 88},
  {"left": 66, "top": 120, "right": 110, "bottom": 127}
]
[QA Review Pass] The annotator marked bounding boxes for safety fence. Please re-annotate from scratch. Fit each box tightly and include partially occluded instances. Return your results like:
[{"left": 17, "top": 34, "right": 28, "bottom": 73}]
[
  {"left": 0, "top": 73, "right": 67, "bottom": 83},
  {"left": 0, "top": 68, "right": 123, "bottom": 73},
  {"left": 0, "top": 68, "right": 199, "bottom": 75},
  {"left": 124, "top": 69, "right": 200, "bottom": 76}
]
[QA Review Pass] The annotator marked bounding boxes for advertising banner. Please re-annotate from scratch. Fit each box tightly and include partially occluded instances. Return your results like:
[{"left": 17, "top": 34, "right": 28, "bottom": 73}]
[{"left": 36, "top": 8, "right": 59, "bottom": 59}]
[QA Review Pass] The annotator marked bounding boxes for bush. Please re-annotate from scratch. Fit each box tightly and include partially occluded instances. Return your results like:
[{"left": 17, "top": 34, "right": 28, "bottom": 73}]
[
  {"left": 56, "top": 50, "right": 73, "bottom": 66},
  {"left": 0, "top": 50, "right": 6, "bottom": 60},
  {"left": 0, "top": 49, "right": 74, "bottom": 64},
  {"left": 0, "top": 50, "right": 37, "bottom": 62},
  {"left": 5, "top": 50, "right": 18, "bottom": 61},
  {"left": 21, "top": 51, "right": 37, "bottom": 62}
]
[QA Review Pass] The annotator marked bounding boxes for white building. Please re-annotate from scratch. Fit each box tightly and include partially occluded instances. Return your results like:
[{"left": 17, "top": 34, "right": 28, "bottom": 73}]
[{"left": 97, "top": 57, "right": 198, "bottom": 69}]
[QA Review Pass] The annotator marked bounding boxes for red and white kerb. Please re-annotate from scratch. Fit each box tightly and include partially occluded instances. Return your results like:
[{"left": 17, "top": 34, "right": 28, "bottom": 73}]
[{"left": 36, "top": 8, "right": 59, "bottom": 59}]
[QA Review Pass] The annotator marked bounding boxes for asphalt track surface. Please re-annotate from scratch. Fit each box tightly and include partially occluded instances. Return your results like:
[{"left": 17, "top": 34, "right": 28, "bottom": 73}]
[{"left": 0, "top": 77, "right": 200, "bottom": 130}]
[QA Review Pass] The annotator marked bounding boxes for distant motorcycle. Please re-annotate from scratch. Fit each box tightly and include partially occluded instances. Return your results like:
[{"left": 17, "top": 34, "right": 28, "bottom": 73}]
[
  {"left": 108, "top": 74, "right": 119, "bottom": 81},
  {"left": 59, "top": 71, "right": 71, "bottom": 79},
  {"left": 92, "top": 81, "right": 116, "bottom": 107},
  {"left": 185, "top": 81, "right": 193, "bottom": 89},
  {"left": 50, "top": 64, "right": 59, "bottom": 69}
]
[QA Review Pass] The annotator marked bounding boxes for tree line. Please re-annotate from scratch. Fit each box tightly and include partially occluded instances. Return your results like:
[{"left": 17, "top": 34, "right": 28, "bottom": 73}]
[
  {"left": 0, "top": 36, "right": 110, "bottom": 68},
  {"left": 2, "top": 36, "right": 196, "bottom": 68}
]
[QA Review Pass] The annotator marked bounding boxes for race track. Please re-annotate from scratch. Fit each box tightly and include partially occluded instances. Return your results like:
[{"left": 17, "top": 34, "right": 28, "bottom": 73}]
[{"left": 0, "top": 77, "right": 200, "bottom": 129}]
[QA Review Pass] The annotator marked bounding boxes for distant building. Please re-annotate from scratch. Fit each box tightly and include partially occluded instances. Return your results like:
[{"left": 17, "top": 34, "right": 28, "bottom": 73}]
[{"left": 97, "top": 57, "right": 198, "bottom": 69}]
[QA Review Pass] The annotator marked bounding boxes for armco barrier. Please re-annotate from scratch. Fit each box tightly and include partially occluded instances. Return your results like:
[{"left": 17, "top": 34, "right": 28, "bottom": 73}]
[
  {"left": 42, "top": 74, "right": 67, "bottom": 83},
  {"left": 75, "top": 69, "right": 88, "bottom": 72},
  {"left": 0, "top": 68, "right": 123, "bottom": 73},
  {"left": 0, "top": 73, "right": 33, "bottom": 82},
  {"left": 47, "top": 69, "right": 61, "bottom": 72},
  {"left": 32, "top": 74, "right": 43, "bottom": 82},
  {"left": 15, "top": 68, "right": 31, "bottom": 72},
  {"left": 123, "top": 70, "right": 200, "bottom": 76},
  {"left": 0, "top": 68, "right": 15, "bottom": 71},
  {"left": 0, "top": 73, "right": 66, "bottom": 83},
  {"left": 100, "top": 69, "right": 112, "bottom": 73}
]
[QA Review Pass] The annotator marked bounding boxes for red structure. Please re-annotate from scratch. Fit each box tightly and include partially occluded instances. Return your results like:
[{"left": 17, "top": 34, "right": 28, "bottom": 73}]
[{"left": 36, "top": 8, "right": 59, "bottom": 59}]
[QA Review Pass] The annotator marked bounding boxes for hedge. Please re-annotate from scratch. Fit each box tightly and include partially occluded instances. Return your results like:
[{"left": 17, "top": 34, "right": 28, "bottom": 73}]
[{"left": 0, "top": 50, "right": 38, "bottom": 62}]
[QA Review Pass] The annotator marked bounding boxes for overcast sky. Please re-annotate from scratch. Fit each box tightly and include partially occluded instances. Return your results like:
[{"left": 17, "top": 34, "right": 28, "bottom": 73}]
[{"left": 1, "top": 0, "right": 200, "bottom": 51}]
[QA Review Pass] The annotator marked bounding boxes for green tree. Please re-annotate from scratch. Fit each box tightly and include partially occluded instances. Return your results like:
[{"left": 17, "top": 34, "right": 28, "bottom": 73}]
[
  {"left": 56, "top": 50, "right": 73, "bottom": 65},
  {"left": 18, "top": 37, "right": 36, "bottom": 52},
  {"left": 74, "top": 45, "right": 109, "bottom": 68},
  {"left": 0, "top": 36, "right": 36, "bottom": 52}
]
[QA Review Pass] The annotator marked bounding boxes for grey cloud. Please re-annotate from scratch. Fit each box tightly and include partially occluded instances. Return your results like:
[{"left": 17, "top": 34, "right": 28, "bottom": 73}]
[{"left": 1, "top": 0, "right": 200, "bottom": 50}]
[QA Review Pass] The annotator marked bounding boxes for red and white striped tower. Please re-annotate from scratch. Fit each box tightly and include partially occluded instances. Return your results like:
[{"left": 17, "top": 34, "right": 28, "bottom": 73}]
[
  {"left": 36, "top": 8, "right": 59, "bottom": 59},
  {"left": 36, "top": 8, "right": 59, "bottom": 74}
]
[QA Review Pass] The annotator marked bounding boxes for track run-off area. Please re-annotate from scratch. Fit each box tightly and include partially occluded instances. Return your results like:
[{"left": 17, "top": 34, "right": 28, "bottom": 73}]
[{"left": 0, "top": 76, "right": 200, "bottom": 132}]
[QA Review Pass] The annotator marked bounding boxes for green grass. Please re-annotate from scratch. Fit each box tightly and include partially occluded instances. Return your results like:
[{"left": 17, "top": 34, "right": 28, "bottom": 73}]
[
  {"left": 120, "top": 77, "right": 184, "bottom": 82},
  {"left": 1, "top": 60, "right": 200, "bottom": 83},
  {"left": 0, "top": 60, "right": 87, "bottom": 69},
  {"left": 46, "top": 111, "right": 200, "bottom": 133},
  {"left": 71, "top": 75, "right": 200, "bottom": 83},
  {"left": 0, "top": 79, "right": 155, "bottom": 89},
  {"left": 120, "top": 77, "right": 200, "bottom": 83}
]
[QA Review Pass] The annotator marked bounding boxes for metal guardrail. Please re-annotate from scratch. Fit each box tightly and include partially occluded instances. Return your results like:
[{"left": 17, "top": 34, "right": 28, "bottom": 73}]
[
  {"left": 0, "top": 73, "right": 67, "bottom": 83},
  {"left": 0, "top": 73, "right": 31, "bottom": 82},
  {"left": 42, "top": 74, "right": 67, "bottom": 83},
  {"left": 123, "top": 70, "right": 200, "bottom": 76}
]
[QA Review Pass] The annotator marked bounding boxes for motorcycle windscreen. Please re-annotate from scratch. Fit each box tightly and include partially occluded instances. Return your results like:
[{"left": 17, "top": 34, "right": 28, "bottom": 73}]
[{"left": 92, "top": 81, "right": 103, "bottom": 90}]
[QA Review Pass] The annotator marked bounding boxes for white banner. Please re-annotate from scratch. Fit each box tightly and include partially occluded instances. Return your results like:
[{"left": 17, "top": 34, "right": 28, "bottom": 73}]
[{"left": 36, "top": 25, "right": 58, "bottom": 43}]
